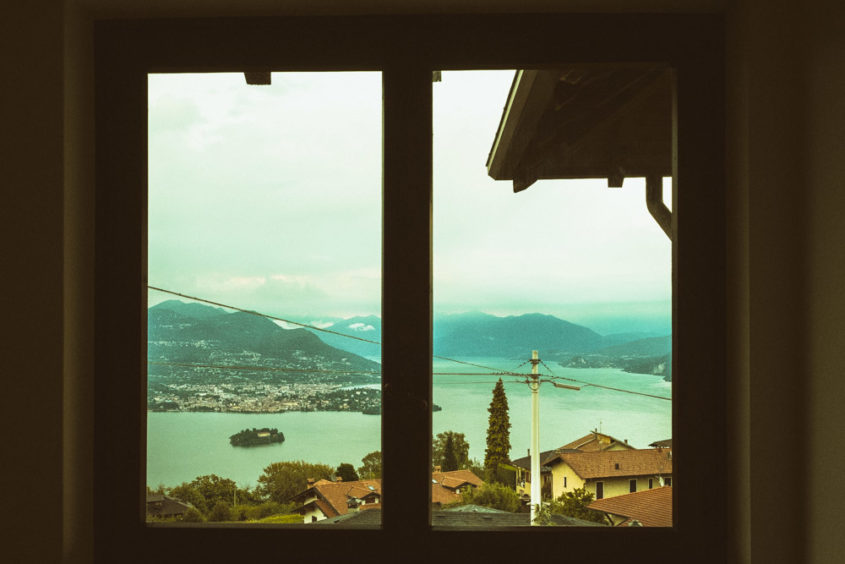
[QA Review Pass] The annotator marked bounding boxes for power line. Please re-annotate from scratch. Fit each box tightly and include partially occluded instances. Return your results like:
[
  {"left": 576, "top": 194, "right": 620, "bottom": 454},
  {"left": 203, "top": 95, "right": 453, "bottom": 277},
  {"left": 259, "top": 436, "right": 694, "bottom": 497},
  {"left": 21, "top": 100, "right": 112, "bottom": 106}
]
[
  {"left": 149, "top": 286, "right": 512, "bottom": 375},
  {"left": 148, "top": 286, "right": 382, "bottom": 346},
  {"left": 547, "top": 375, "right": 671, "bottom": 401},
  {"left": 147, "top": 285, "right": 671, "bottom": 401}
]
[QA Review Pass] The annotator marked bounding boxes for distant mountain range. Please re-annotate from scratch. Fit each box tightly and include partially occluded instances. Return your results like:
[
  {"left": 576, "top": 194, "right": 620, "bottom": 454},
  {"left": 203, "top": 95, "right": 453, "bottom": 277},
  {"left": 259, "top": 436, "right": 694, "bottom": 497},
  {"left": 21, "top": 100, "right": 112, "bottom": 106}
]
[
  {"left": 148, "top": 301, "right": 672, "bottom": 381},
  {"left": 301, "top": 309, "right": 671, "bottom": 379},
  {"left": 148, "top": 300, "right": 379, "bottom": 372},
  {"left": 433, "top": 312, "right": 605, "bottom": 358}
]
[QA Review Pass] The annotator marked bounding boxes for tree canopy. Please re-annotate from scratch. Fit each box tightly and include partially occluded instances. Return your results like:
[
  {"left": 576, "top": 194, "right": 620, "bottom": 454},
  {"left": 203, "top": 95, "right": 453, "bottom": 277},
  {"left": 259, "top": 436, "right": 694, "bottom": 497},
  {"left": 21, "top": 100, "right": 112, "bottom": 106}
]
[
  {"left": 336, "top": 462, "right": 360, "bottom": 482},
  {"left": 357, "top": 450, "right": 382, "bottom": 479},
  {"left": 257, "top": 461, "right": 334, "bottom": 504},
  {"left": 545, "top": 487, "right": 606, "bottom": 523},
  {"left": 432, "top": 431, "right": 470, "bottom": 471},
  {"left": 168, "top": 474, "right": 240, "bottom": 515},
  {"left": 484, "top": 378, "right": 512, "bottom": 482}
]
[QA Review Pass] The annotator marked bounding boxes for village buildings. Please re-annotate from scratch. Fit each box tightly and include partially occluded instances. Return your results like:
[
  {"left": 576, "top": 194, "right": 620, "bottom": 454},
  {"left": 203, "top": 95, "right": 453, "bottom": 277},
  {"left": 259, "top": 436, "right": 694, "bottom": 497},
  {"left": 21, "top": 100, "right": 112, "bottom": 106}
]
[
  {"left": 510, "top": 431, "right": 672, "bottom": 504},
  {"left": 291, "top": 469, "right": 484, "bottom": 523},
  {"left": 545, "top": 447, "right": 672, "bottom": 500}
]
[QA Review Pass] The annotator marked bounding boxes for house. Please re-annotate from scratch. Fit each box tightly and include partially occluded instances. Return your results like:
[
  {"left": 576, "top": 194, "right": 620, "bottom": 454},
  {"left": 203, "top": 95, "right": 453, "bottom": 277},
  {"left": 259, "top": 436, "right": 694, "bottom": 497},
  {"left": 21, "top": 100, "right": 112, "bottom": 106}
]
[
  {"left": 145, "top": 494, "right": 194, "bottom": 520},
  {"left": 431, "top": 469, "right": 485, "bottom": 506},
  {"left": 544, "top": 448, "right": 673, "bottom": 500},
  {"left": 292, "top": 470, "right": 484, "bottom": 523},
  {"left": 649, "top": 438, "right": 672, "bottom": 449},
  {"left": 509, "top": 431, "right": 635, "bottom": 499},
  {"left": 291, "top": 478, "right": 383, "bottom": 523},
  {"left": 588, "top": 485, "right": 673, "bottom": 527}
]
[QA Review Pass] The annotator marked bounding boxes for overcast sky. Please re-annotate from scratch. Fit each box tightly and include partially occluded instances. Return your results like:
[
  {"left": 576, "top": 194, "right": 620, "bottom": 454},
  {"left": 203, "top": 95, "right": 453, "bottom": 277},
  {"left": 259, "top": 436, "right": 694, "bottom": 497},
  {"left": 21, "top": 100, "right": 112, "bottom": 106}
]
[{"left": 148, "top": 71, "right": 671, "bottom": 334}]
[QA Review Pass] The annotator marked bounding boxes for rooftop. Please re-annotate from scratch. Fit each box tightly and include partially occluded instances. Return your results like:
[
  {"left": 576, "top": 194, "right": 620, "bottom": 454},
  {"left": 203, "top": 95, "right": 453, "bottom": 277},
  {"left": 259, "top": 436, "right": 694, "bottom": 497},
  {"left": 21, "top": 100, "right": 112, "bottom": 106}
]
[
  {"left": 547, "top": 448, "right": 673, "bottom": 479},
  {"left": 588, "top": 485, "right": 673, "bottom": 527}
]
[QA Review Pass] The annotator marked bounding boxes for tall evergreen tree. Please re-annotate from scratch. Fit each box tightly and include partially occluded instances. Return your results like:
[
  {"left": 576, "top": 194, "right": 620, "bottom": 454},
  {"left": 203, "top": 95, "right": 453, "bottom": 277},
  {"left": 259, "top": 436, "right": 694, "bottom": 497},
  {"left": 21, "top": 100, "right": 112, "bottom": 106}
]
[
  {"left": 442, "top": 432, "right": 459, "bottom": 471},
  {"left": 484, "top": 378, "right": 511, "bottom": 482}
]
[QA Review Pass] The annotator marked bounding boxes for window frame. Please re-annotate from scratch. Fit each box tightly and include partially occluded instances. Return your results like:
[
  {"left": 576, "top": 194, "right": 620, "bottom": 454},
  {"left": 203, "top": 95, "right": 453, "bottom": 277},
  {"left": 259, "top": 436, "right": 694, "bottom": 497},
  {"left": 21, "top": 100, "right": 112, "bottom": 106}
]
[{"left": 95, "top": 13, "right": 725, "bottom": 563}]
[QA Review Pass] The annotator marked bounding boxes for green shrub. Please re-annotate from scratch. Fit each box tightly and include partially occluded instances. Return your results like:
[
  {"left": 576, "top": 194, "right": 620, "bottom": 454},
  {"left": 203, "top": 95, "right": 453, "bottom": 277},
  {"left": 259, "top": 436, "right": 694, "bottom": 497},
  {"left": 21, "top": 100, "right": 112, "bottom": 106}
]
[
  {"left": 460, "top": 482, "right": 521, "bottom": 513},
  {"left": 208, "top": 501, "right": 234, "bottom": 522},
  {"left": 181, "top": 507, "right": 205, "bottom": 523}
]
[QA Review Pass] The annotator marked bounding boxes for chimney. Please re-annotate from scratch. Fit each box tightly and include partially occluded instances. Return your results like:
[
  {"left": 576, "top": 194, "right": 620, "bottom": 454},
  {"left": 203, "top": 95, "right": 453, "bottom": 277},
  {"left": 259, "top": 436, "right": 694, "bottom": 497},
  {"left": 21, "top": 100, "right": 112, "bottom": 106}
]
[{"left": 306, "top": 478, "right": 315, "bottom": 486}]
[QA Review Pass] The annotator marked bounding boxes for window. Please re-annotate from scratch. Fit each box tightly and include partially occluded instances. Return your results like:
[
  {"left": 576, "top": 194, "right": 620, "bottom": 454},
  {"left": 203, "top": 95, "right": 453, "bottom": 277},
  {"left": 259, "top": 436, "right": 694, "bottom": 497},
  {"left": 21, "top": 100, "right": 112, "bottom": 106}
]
[
  {"left": 649, "top": 478, "right": 654, "bottom": 489},
  {"left": 665, "top": 477, "right": 673, "bottom": 487},
  {"left": 630, "top": 479, "right": 637, "bottom": 493},
  {"left": 596, "top": 481, "right": 605, "bottom": 500},
  {"left": 146, "top": 71, "right": 383, "bottom": 526},
  {"left": 432, "top": 67, "right": 672, "bottom": 527},
  {"left": 95, "top": 12, "right": 725, "bottom": 563}
]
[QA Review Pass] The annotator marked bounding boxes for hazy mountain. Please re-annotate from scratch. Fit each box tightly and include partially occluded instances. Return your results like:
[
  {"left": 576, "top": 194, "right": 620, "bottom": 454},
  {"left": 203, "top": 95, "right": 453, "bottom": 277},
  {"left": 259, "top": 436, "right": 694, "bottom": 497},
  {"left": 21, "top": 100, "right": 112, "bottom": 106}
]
[
  {"left": 596, "top": 335, "right": 671, "bottom": 357},
  {"left": 307, "top": 315, "right": 382, "bottom": 359},
  {"left": 148, "top": 301, "right": 379, "bottom": 371},
  {"left": 433, "top": 312, "right": 605, "bottom": 359},
  {"left": 150, "top": 299, "right": 228, "bottom": 320}
]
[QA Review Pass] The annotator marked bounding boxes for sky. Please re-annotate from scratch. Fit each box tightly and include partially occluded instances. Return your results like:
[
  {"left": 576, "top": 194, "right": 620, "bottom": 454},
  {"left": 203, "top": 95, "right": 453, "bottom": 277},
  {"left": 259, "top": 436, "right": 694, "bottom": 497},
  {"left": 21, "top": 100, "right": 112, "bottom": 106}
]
[{"left": 148, "top": 71, "right": 672, "bottom": 335}]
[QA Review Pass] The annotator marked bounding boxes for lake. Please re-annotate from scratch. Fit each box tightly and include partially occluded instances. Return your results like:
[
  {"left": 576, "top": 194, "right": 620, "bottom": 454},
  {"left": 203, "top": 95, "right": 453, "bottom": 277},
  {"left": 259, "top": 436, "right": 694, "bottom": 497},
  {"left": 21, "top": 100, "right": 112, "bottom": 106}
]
[{"left": 147, "top": 359, "right": 671, "bottom": 488}]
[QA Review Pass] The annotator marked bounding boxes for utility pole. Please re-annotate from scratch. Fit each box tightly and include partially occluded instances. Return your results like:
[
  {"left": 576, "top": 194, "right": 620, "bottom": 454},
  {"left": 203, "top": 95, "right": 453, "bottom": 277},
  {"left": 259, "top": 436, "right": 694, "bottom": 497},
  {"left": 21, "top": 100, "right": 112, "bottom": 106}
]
[
  {"left": 526, "top": 349, "right": 579, "bottom": 526},
  {"left": 529, "top": 350, "right": 541, "bottom": 525}
]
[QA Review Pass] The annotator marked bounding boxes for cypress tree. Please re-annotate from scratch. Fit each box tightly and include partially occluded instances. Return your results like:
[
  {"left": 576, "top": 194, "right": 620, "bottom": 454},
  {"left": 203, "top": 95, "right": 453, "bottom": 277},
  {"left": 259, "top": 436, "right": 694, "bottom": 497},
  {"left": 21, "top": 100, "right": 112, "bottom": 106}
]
[
  {"left": 443, "top": 432, "right": 459, "bottom": 471},
  {"left": 484, "top": 378, "right": 511, "bottom": 482}
]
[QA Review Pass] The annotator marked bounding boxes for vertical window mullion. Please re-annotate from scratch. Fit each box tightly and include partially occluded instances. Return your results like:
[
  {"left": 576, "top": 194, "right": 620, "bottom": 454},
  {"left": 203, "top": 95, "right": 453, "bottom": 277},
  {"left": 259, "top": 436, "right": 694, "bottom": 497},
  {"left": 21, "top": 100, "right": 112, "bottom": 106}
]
[{"left": 381, "top": 67, "right": 433, "bottom": 538}]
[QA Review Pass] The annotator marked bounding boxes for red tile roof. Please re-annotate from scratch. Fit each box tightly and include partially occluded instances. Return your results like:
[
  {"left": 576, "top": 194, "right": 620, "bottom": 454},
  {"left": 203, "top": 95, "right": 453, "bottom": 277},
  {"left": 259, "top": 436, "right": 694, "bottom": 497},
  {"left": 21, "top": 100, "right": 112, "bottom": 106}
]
[
  {"left": 547, "top": 448, "right": 672, "bottom": 479},
  {"left": 432, "top": 469, "right": 485, "bottom": 490},
  {"left": 295, "top": 470, "right": 485, "bottom": 517},
  {"left": 296, "top": 479, "right": 382, "bottom": 518},
  {"left": 432, "top": 470, "right": 485, "bottom": 505},
  {"left": 588, "top": 485, "right": 673, "bottom": 527}
]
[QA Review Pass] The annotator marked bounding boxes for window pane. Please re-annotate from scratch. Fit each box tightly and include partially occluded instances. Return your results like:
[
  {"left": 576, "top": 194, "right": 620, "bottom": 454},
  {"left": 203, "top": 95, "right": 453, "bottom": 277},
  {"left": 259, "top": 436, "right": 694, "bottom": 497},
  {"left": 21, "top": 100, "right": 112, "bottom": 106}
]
[
  {"left": 432, "top": 69, "right": 673, "bottom": 527},
  {"left": 146, "top": 72, "right": 382, "bottom": 526}
]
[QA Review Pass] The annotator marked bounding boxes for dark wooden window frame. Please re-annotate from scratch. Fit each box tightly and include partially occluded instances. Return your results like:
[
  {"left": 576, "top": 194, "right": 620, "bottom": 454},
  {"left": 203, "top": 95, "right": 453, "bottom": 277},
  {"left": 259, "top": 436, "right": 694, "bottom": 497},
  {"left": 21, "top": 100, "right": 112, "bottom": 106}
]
[{"left": 95, "top": 13, "right": 725, "bottom": 563}]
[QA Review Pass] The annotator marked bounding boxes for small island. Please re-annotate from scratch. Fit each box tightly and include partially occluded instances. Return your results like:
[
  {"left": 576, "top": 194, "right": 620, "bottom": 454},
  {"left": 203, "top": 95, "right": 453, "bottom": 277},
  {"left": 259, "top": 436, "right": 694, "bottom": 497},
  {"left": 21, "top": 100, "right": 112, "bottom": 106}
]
[{"left": 229, "top": 427, "right": 285, "bottom": 447}]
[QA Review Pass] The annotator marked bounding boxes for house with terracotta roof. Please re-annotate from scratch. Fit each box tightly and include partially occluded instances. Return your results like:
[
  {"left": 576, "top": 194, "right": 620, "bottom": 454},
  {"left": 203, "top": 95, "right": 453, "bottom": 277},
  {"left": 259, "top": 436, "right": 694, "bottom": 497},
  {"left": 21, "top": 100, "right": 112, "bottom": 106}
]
[
  {"left": 588, "top": 485, "right": 673, "bottom": 527},
  {"left": 431, "top": 469, "right": 485, "bottom": 506},
  {"left": 291, "top": 478, "right": 383, "bottom": 523},
  {"left": 291, "top": 470, "right": 484, "bottom": 523},
  {"left": 544, "top": 447, "right": 672, "bottom": 500},
  {"left": 509, "top": 431, "right": 635, "bottom": 499}
]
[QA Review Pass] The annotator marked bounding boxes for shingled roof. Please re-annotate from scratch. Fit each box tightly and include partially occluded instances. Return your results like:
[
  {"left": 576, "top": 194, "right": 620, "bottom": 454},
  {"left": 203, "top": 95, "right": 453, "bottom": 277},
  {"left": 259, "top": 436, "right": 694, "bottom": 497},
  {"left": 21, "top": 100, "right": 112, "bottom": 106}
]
[
  {"left": 432, "top": 469, "right": 485, "bottom": 490},
  {"left": 559, "top": 431, "right": 634, "bottom": 452},
  {"left": 588, "top": 485, "right": 673, "bottom": 527},
  {"left": 292, "top": 478, "right": 383, "bottom": 519},
  {"left": 293, "top": 470, "right": 485, "bottom": 519},
  {"left": 546, "top": 448, "right": 673, "bottom": 479}
]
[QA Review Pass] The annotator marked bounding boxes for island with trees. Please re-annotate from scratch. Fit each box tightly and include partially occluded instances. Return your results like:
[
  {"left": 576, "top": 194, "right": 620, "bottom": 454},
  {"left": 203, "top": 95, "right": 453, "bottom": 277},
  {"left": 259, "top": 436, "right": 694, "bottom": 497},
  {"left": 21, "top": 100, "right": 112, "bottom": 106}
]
[{"left": 229, "top": 427, "right": 285, "bottom": 447}]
